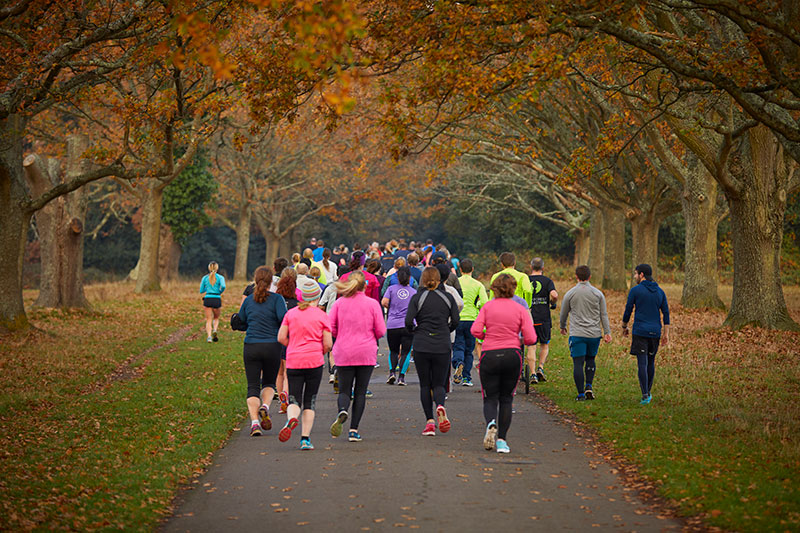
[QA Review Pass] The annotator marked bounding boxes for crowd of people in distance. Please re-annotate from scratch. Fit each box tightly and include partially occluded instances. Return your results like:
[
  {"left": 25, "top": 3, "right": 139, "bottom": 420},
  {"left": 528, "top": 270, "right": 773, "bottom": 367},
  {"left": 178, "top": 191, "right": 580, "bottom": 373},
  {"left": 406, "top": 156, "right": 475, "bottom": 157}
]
[{"left": 199, "top": 236, "right": 670, "bottom": 453}]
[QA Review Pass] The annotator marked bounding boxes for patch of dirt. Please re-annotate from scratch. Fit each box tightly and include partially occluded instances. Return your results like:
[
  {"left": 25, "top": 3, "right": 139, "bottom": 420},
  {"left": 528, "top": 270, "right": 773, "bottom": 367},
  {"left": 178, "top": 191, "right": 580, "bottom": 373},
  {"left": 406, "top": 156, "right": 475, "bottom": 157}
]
[
  {"left": 524, "top": 391, "right": 727, "bottom": 533},
  {"left": 85, "top": 325, "right": 195, "bottom": 393}
]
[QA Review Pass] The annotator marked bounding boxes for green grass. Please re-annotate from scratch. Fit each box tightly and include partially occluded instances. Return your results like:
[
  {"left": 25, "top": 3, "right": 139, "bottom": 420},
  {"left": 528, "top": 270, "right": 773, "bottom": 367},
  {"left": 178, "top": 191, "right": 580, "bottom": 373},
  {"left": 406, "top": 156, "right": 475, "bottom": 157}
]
[{"left": 534, "top": 287, "right": 800, "bottom": 532}]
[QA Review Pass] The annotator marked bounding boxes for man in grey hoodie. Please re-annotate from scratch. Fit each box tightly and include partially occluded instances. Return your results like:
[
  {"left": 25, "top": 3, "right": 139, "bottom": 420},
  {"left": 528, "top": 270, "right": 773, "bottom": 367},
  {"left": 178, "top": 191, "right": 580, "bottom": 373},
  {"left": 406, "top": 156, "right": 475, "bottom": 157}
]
[{"left": 559, "top": 265, "right": 612, "bottom": 400}]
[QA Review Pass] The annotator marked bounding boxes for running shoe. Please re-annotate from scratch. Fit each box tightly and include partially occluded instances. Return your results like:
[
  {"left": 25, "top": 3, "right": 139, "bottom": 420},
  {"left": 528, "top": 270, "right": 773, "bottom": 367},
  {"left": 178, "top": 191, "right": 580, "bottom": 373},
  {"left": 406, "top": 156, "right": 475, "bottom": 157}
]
[
  {"left": 279, "top": 391, "right": 289, "bottom": 413},
  {"left": 258, "top": 405, "right": 272, "bottom": 431},
  {"left": 496, "top": 439, "right": 510, "bottom": 454},
  {"left": 330, "top": 410, "right": 348, "bottom": 438},
  {"left": 397, "top": 376, "right": 406, "bottom": 386},
  {"left": 585, "top": 387, "right": 595, "bottom": 400},
  {"left": 536, "top": 367, "right": 547, "bottom": 382},
  {"left": 387, "top": 372, "right": 396, "bottom": 385},
  {"left": 529, "top": 372, "right": 539, "bottom": 385},
  {"left": 483, "top": 420, "right": 498, "bottom": 450},
  {"left": 436, "top": 405, "right": 451, "bottom": 433},
  {"left": 640, "top": 394, "right": 652, "bottom": 405},
  {"left": 453, "top": 363, "right": 463, "bottom": 385},
  {"left": 206, "top": 336, "right": 213, "bottom": 343},
  {"left": 212, "top": 331, "right": 218, "bottom": 342},
  {"left": 421, "top": 422, "right": 436, "bottom": 436},
  {"left": 250, "top": 422, "right": 262, "bottom": 437},
  {"left": 462, "top": 378, "right": 474, "bottom": 387},
  {"left": 365, "top": 389, "right": 373, "bottom": 398},
  {"left": 348, "top": 431, "right": 362, "bottom": 442},
  {"left": 278, "top": 417, "right": 298, "bottom": 442},
  {"left": 575, "top": 394, "right": 586, "bottom": 401},
  {"left": 374, "top": 361, "right": 380, "bottom": 368},
  {"left": 300, "top": 438, "right": 314, "bottom": 450},
  {"left": 329, "top": 373, "right": 335, "bottom": 384}
]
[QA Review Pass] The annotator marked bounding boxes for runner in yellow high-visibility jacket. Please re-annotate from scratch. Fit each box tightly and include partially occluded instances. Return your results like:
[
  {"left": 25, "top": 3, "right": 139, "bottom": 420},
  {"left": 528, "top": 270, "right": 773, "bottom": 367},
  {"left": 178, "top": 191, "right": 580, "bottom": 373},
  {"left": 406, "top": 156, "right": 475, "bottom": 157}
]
[{"left": 489, "top": 252, "right": 533, "bottom": 306}]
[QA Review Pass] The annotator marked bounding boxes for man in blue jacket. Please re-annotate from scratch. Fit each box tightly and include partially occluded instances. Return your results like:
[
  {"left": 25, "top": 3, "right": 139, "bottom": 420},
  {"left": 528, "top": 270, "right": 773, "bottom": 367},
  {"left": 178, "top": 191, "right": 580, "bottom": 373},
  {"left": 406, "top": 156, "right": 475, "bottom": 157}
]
[{"left": 622, "top": 264, "right": 670, "bottom": 405}]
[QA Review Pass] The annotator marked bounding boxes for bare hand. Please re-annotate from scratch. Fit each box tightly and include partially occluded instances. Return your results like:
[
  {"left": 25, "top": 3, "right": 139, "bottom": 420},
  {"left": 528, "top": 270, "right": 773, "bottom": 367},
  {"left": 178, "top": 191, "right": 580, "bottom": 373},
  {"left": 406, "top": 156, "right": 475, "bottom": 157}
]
[
  {"left": 622, "top": 327, "right": 629, "bottom": 337},
  {"left": 560, "top": 328, "right": 567, "bottom": 336},
  {"left": 603, "top": 334, "right": 612, "bottom": 343},
  {"left": 662, "top": 335, "right": 669, "bottom": 347}
]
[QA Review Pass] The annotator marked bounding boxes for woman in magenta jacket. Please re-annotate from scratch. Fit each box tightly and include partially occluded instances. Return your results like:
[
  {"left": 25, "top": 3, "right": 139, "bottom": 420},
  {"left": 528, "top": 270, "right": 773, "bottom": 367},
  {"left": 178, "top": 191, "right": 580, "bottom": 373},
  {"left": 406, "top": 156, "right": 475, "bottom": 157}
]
[
  {"left": 471, "top": 273, "right": 537, "bottom": 455},
  {"left": 328, "top": 271, "right": 387, "bottom": 442}
]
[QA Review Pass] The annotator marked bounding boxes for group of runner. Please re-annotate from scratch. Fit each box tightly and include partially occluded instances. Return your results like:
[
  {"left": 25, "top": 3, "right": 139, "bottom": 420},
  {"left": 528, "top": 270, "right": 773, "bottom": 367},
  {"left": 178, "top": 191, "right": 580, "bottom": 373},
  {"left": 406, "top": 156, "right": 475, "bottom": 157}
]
[{"left": 198, "top": 238, "right": 670, "bottom": 453}]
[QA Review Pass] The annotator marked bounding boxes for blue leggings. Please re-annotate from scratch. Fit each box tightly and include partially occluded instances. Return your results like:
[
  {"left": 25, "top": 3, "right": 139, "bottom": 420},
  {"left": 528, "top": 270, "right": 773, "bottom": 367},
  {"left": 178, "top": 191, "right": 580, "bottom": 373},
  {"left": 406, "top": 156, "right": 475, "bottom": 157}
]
[{"left": 637, "top": 353, "right": 656, "bottom": 396}]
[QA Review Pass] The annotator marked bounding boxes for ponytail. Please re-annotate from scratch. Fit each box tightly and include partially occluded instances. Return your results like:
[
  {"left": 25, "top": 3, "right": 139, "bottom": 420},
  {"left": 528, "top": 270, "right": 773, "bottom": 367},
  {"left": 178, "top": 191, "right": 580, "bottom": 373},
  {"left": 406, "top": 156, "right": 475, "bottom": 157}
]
[
  {"left": 253, "top": 266, "right": 273, "bottom": 304},
  {"left": 335, "top": 271, "right": 365, "bottom": 298},
  {"left": 322, "top": 248, "right": 331, "bottom": 270},
  {"left": 208, "top": 261, "right": 219, "bottom": 286}
]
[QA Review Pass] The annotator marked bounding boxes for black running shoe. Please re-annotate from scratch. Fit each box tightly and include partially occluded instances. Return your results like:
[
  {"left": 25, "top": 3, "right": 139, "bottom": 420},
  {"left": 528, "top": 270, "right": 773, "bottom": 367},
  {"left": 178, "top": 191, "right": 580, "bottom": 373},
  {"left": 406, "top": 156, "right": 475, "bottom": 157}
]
[{"left": 536, "top": 367, "right": 546, "bottom": 382}]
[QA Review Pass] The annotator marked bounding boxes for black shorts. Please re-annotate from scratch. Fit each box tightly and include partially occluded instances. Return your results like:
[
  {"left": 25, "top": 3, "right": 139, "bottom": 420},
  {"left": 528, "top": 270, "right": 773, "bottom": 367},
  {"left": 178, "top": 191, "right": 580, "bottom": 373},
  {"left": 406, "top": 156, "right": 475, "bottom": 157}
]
[
  {"left": 630, "top": 334, "right": 660, "bottom": 357},
  {"left": 203, "top": 297, "right": 221, "bottom": 309},
  {"left": 533, "top": 323, "right": 551, "bottom": 345}
]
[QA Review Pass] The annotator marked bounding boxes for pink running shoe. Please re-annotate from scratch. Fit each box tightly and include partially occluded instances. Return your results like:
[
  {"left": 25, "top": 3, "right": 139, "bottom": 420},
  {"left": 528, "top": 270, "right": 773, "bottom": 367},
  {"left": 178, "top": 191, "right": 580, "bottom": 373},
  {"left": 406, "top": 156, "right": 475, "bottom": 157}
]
[
  {"left": 421, "top": 422, "right": 436, "bottom": 436},
  {"left": 279, "top": 417, "right": 298, "bottom": 442},
  {"left": 436, "top": 405, "right": 451, "bottom": 433}
]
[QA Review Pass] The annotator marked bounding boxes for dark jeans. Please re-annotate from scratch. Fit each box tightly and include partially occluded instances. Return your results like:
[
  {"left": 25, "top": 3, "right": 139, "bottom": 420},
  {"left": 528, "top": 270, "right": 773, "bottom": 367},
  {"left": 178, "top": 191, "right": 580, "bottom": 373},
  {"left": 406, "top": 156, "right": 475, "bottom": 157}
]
[
  {"left": 413, "top": 350, "right": 450, "bottom": 420},
  {"left": 479, "top": 347, "right": 522, "bottom": 440},
  {"left": 337, "top": 365, "right": 374, "bottom": 430},
  {"left": 286, "top": 366, "right": 323, "bottom": 410},
  {"left": 243, "top": 342, "right": 282, "bottom": 399},
  {"left": 452, "top": 320, "right": 476, "bottom": 380}
]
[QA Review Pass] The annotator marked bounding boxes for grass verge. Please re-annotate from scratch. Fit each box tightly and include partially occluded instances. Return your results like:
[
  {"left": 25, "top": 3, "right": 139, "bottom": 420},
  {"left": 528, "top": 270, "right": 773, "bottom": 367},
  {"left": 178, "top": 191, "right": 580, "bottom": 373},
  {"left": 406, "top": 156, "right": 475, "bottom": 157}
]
[{"left": 526, "top": 283, "right": 800, "bottom": 532}]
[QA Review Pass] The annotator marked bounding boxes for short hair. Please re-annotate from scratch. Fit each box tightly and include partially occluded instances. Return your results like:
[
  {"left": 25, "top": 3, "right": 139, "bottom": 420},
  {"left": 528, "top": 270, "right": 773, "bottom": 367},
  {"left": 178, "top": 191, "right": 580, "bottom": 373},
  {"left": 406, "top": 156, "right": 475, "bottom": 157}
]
[
  {"left": 635, "top": 263, "right": 653, "bottom": 279},
  {"left": 491, "top": 273, "right": 517, "bottom": 298},
  {"left": 397, "top": 266, "right": 411, "bottom": 286},
  {"left": 531, "top": 257, "right": 544, "bottom": 271},
  {"left": 394, "top": 257, "right": 407, "bottom": 269},
  {"left": 407, "top": 252, "right": 420, "bottom": 266},
  {"left": 460, "top": 258, "right": 474, "bottom": 273},
  {"left": 576, "top": 265, "right": 591, "bottom": 281},
  {"left": 421, "top": 266, "right": 441, "bottom": 290},
  {"left": 303, "top": 248, "right": 314, "bottom": 259},
  {"left": 274, "top": 257, "right": 289, "bottom": 274},
  {"left": 435, "top": 262, "right": 451, "bottom": 284},
  {"left": 499, "top": 252, "right": 516, "bottom": 267},
  {"left": 317, "top": 239, "right": 324, "bottom": 247},
  {"left": 296, "top": 263, "right": 309, "bottom": 275}
]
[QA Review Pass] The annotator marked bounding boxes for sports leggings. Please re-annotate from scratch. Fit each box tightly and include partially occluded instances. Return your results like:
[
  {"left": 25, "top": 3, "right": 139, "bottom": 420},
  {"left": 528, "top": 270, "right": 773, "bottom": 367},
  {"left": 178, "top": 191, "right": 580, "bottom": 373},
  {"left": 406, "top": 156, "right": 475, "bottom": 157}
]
[
  {"left": 572, "top": 356, "right": 596, "bottom": 394},
  {"left": 479, "top": 348, "right": 522, "bottom": 440},
  {"left": 243, "top": 342, "right": 282, "bottom": 399},
  {"left": 386, "top": 328, "right": 413, "bottom": 375},
  {"left": 336, "top": 365, "right": 374, "bottom": 430},
  {"left": 637, "top": 353, "right": 656, "bottom": 396},
  {"left": 286, "top": 366, "right": 323, "bottom": 410},
  {"left": 413, "top": 350, "right": 450, "bottom": 420}
]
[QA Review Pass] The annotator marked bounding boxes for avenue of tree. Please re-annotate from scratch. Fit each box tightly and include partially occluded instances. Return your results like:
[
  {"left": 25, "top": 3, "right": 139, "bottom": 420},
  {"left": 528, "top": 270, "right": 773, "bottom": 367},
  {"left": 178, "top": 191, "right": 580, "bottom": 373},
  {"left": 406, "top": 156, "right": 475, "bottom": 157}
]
[{"left": 1, "top": 0, "right": 798, "bottom": 332}]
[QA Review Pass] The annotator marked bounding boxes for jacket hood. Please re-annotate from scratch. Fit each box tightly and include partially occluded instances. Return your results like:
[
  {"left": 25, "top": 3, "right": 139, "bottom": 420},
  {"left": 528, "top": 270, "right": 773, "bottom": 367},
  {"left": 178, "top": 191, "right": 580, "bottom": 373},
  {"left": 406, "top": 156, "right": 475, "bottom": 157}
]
[{"left": 641, "top": 279, "right": 659, "bottom": 292}]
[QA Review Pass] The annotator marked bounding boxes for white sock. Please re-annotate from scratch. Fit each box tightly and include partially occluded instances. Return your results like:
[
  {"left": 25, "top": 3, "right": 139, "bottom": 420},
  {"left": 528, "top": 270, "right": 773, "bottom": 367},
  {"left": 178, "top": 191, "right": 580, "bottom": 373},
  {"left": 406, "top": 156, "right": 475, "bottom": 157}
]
[
  {"left": 251, "top": 419, "right": 260, "bottom": 426},
  {"left": 261, "top": 404, "right": 269, "bottom": 412}
]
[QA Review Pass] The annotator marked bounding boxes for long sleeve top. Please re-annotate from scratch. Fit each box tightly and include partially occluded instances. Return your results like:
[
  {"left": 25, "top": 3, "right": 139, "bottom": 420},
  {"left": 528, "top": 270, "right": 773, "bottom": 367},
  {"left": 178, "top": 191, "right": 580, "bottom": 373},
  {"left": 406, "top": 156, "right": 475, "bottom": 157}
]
[
  {"left": 238, "top": 292, "right": 287, "bottom": 343},
  {"left": 622, "top": 280, "right": 670, "bottom": 338},
  {"left": 200, "top": 274, "right": 226, "bottom": 298},
  {"left": 471, "top": 298, "right": 537, "bottom": 351},
  {"left": 405, "top": 287, "right": 460, "bottom": 353},
  {"left": 559, "top": 281, "right": 611, "bottom": 338},
  {"left": 330, "top": 292, "right": 387, "bottom": 366},
  {"left": 459, "top": 274, "right": 488, "bottom": 321}
]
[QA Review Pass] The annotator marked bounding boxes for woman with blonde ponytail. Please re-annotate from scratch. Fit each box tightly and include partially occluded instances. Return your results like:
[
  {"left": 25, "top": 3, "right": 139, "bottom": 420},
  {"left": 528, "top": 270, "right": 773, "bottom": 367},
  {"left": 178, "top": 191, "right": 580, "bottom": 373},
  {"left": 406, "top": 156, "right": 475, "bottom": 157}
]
[
  {"left": 200, "top": 261, "right": 226, "bottom": 343},
  {"left": 328, "top": 271, "right": 386, "bottom": 442},
  {"left": 237, "top": 267, "right": 288, "bottom": 436}
]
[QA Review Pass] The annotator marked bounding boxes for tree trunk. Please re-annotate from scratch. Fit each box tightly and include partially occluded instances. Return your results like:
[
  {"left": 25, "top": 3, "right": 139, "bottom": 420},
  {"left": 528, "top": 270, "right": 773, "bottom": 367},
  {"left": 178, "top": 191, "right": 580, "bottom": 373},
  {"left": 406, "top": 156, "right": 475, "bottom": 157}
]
[
  {"left": 278, "top": 234, "right": 291, "bottom": 260},
  {"left": 24, "top": 135, "right": 91, "bottom": 309},
  {"left": 601, "top": 207, "right": 627, "bottom": 291},
  {"left": 587, "top": 207, "right": 605, "bottom": 280},
  {"left": 234, "top": 202, "right": 251, "bottom": 280},
  {"left": 266, "top": 232, "right": 281, "bottom": 268},
  {"left": 135, "top": 186, "right": 165, "bottom": 293},
  {"left": 724, "top": 125, "right": 797, "bottom": 330},
  {"left": 681, "top": 164, "right": 725, "bottom": 309},
  {"left": 573, "top": 228, "right": 590, "bottom": 267},
  {"left": 0, "top": 115, "right": 31, "bottom": 331},
  {"left": 629, "top": 210, "right": 659, "bottom": 281},
  {"left": 158, "top": 224, "right": 181, "bottom": 281}
]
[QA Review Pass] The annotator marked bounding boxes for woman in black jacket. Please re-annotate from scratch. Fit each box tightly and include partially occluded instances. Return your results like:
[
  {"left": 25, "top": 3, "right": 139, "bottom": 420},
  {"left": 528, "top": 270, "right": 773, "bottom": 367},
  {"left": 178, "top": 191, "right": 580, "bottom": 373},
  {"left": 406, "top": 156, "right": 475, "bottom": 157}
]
[{"left": 405, "top": 266, "right": 460, "bottom": 436}]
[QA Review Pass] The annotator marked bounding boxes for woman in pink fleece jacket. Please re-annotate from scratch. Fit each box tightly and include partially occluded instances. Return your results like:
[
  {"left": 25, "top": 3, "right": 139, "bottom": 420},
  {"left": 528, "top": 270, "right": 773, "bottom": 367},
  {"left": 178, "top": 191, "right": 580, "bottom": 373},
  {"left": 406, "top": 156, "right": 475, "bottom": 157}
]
[
  {"left": 328, "top": 271, "right": 387, "bottom": 442},
  {"left": 471, "top": 274, "right": 537, "bottom": 455}
]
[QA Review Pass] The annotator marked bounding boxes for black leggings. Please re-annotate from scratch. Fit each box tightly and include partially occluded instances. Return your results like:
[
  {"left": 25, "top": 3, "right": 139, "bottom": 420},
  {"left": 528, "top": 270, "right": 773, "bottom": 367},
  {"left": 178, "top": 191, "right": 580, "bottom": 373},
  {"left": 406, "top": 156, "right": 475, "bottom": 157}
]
[
  {"left": 637, "top": 354, "right": 656, "bottom": 395},
  {"left": 337, "top": 365, "right": 374, "bottom": 430},
  {"left": 572, "top": 356, "right": 596, "bottom": 394},
  {"left": 479, "top": 348, "right": 522, "bottom": 440},
  {"left": 286, "top": 366, "right": 324, "bottom": 410},
  {"left": 243, "top": 342, "right": 283, "bottom": 399},
  {"left": 386, "top": 328, "right": 413, "bottom": 375},
  {"left": 413, "top": 350, "right": 450, "bottom": 420}
]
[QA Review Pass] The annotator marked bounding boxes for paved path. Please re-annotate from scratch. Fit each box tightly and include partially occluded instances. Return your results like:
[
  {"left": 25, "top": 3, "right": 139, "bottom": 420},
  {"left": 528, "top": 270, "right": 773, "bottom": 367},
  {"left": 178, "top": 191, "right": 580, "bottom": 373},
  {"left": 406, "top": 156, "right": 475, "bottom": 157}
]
[{"left": 163, "top": 349, "right": 681, "bottom": 532}]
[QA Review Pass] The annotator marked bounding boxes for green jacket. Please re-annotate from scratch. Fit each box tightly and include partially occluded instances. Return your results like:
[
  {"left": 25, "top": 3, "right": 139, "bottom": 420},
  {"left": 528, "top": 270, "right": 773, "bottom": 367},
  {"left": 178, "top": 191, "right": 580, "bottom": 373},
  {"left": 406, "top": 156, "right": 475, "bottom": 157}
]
[
  {"left": 490, "top": 267, "right": 533, "bottom": 306},
  {"left": 459, "top": 274, "right": 488, "bottom": 321}
]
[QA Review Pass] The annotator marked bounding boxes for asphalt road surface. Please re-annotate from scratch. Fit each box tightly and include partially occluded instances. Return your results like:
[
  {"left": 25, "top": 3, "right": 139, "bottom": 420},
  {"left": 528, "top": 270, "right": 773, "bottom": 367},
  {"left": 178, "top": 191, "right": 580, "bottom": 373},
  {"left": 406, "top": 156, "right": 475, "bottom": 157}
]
[{"left": 163, "top": 348, "right": 681, "bottom": 532}]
